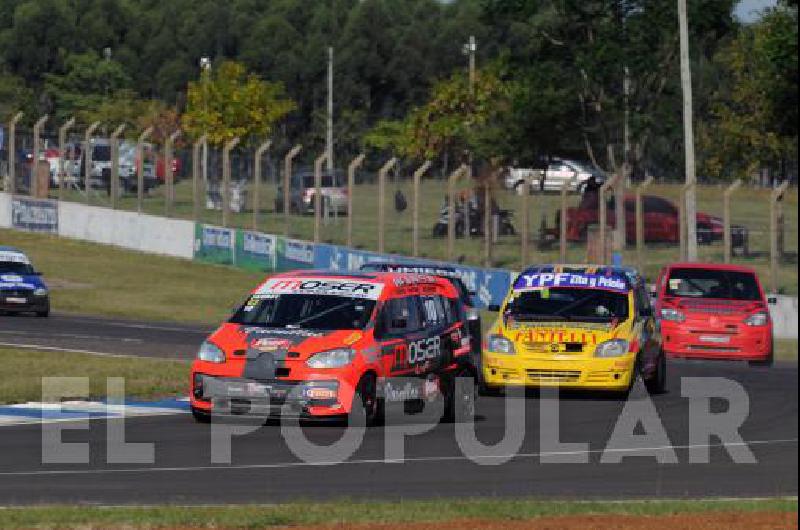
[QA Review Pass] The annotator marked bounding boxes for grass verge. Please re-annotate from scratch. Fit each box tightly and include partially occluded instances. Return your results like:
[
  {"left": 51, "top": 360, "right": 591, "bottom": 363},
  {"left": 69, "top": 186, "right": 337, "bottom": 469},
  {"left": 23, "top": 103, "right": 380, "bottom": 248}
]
[
  {"left": 0, "top": 497, "right": 795, "bottom": 529},
  {"left": 0, "top": 228, "right": 263, "bottom": 324},
  {"left": 0, "top": 347, "right": 189, "bottom": 404}
]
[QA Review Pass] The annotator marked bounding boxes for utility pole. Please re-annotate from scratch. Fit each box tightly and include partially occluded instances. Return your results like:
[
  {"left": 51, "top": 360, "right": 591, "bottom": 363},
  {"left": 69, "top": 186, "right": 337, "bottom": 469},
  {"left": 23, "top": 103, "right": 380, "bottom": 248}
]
[
  {"left": 468, "top": 35, "right": 476, "bottom": 94},
  {"left": 678, "top": 0, "right": 698, "bottom": 261},
  {"left": 327, "top": 46, "right": 334, "bottom": 173}
]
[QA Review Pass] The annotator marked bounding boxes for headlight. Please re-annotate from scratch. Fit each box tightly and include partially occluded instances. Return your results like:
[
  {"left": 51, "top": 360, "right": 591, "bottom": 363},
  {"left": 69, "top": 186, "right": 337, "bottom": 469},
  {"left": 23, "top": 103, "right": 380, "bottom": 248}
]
[
  {"left": 594, "top": 339, "right": 630, "bottom": 358},
  {"left": 33, "top": 288, "right": 48, "bottom": 296},
  {"left": 660, "top": 308, "right": 685, "bottom": 322},
  {"left": 744, "top": 311, "right": 768, "bottom": 326},
  {"left": 306, "top": 348, "right": 354, "bottom": 368},
  {"left": 196, "top": 341, "right": 225, "bottom": 363},
  {"left": 486, "top": 334, "right": 515, "bottom": 354}
]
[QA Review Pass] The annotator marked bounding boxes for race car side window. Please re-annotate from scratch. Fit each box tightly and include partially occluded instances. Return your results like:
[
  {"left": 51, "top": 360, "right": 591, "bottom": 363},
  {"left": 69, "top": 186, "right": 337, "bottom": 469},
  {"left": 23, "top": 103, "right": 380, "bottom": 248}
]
[
  {"left": 420, "top": 295, "right": 449, "bottom": 329},
  {"left": 380, "top": 296, "right": 421, "bottom": 337}
]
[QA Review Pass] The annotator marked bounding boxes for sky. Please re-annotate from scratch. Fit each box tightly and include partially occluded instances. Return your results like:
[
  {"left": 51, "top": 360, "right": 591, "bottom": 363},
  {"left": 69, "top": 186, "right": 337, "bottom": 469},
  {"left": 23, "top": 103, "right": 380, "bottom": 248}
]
[{"left": 735, "top": 0, "right": 779, "bottom": 22}]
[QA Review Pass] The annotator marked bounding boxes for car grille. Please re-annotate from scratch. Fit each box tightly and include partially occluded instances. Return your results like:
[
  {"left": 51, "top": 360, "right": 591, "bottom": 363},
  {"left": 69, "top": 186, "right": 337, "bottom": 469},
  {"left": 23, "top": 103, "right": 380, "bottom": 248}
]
[
  {"left": 687, "top": 345, "right": 741, "bottom": 353},
  {"left": 522, "top": 342, "right": 585, "bottom": 354},
  {"left": 1, "top": 289, "right": 31, "bottom": 298},
  {"left": 526, "top": 369, "right": 581, "bottom": 383}
]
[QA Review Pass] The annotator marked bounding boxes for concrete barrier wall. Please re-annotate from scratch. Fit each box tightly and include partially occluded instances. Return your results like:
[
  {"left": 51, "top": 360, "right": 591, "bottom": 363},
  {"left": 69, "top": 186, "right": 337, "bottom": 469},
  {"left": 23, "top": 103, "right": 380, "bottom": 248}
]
[
  {"left": 770, "top": 295, "right": 798, "bottom": 340},
  {"left": 57, "top": 201, "right": 194, "bottom": 259},
  {"left": 0, "top": 193, "right": 10, "bottom": 228}
]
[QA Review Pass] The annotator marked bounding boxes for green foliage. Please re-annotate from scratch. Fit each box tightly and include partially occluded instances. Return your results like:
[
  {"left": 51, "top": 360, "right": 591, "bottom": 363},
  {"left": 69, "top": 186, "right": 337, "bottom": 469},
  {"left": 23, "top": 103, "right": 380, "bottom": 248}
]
[
  {"left": 182, "top": 61, "right": 296, "bottom": 146},
  {"left": 699, "top": 5, "right": 798, "bottom": 180}
]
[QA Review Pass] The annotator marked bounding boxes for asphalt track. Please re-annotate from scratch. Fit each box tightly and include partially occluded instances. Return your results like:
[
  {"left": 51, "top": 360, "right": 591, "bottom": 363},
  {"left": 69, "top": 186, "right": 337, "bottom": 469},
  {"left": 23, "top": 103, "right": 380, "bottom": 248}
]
[{"left": 0, "top": 313, "right": 797, "bottom": 506}]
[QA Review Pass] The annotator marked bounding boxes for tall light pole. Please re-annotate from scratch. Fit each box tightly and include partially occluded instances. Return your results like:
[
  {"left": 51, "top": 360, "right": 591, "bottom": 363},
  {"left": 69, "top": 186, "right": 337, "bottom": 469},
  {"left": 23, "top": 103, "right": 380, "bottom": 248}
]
[
  {"left": 199, "top": 57, "right": 211, "bottom": 189},
  {"left": 327, "top": 46, "right": 334, "bottom": 173},
  {"left": 463, "top": 36, "right": 476, "bottom": 94},
  {"left": 678, "top": 0, "right": 698, "bottom": 261}
]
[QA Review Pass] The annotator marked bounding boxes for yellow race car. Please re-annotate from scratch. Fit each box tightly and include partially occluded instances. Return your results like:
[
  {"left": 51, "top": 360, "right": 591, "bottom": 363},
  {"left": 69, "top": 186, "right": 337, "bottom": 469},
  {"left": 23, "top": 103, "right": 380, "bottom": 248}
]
[{"left": 482, "top": 265, "right": 666, "bottom": 394}]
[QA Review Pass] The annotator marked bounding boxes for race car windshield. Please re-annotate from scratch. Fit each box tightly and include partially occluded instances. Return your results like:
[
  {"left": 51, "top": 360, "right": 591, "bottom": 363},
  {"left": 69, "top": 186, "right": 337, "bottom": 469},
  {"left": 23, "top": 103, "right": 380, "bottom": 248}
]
[
  {"left": 230, "top": 294, "right": 376, "bottom": 330},
  {"left": 507, "top": 288, "right": 629, "bottom": 322},
  {"left": 0, "top": 262, "right": 34, "bottom": 275},
  {"left": 666, "top": 268, "right": 760, "bottom": 300}
]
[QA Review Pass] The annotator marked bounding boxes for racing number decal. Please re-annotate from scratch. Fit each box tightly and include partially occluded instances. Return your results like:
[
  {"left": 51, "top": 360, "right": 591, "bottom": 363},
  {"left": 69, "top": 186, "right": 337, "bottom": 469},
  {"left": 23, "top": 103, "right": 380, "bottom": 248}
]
[{"left": 408, "top": 336, "right": 441, "bottom": 365}]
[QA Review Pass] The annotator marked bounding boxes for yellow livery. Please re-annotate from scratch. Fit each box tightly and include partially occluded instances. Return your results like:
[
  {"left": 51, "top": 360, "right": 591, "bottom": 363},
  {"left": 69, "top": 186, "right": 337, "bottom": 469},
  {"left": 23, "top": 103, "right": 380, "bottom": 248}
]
[{"left": 482, "top": 265, "right": 666, "bottom": 394}]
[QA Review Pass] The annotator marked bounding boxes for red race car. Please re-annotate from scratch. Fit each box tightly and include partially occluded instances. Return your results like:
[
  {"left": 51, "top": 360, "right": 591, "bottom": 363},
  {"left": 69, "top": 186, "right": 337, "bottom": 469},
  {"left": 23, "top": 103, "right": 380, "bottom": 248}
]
[
  {"left": 190, "top": 270, "right": 476, "bottom": 424},
  {"left": 654, "top": 263, "right": 773, "bottom": 365},
  {"left": 565, "top": 194, "right": 747, "bottom": 247}
]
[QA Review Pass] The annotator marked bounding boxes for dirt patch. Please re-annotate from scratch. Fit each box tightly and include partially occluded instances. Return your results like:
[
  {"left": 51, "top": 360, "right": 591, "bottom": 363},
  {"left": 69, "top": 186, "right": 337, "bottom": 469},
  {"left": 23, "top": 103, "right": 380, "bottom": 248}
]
[
  {"left": 46, "top": 278, "right": 93, "bottom": 290},
  {"left": 122, "top": 511, "right": 797, "bottom": 530}
]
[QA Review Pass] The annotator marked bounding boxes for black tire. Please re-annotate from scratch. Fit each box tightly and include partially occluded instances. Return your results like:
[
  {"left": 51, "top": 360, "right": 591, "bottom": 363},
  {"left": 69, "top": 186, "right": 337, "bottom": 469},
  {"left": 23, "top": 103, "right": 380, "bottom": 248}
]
[
  {"left": 645, "top": 351, "right": 667, "bottom": 394},
  {"left": 35, "top": 309, "right": 49, "bottom": 318},
  {"left": 191, "top": 407, "right": 211, "bottom": 423},
  {"left": 443, "top": 368, "right": 478, "bottom": 423},
  {"left": 350, "top": 373, "right": 383, "bottom": 427},
  {"left": 749, "top": 345, "right": 774, "bottom": 367},
  {"left": 479, "top": 382, "right": 503, "bottom": 397}
]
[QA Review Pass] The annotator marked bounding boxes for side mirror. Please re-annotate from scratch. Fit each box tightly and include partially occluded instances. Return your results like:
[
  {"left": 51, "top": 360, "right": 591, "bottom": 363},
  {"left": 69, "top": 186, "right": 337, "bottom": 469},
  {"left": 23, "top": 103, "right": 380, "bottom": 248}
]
[
  {"left": 767, "top": 296, "right": 778, "bottom": 305},
  {"left": 487, "top": 304, "right": 501, "bottom": 312}
]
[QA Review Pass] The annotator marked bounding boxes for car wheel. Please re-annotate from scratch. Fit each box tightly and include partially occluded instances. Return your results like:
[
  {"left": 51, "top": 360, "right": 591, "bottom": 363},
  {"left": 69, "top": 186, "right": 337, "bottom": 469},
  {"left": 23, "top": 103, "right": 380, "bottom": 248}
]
[
  {"left": 443, "top": 368, "right": 477, "bottom": 423},
  {"left": 479, "top": 382, "right": 503, "bottom": 397},
  {"left": 749, "top": 345, "right": 774, "bottom": 367},
  {"left": 191, "top": 407, "right": 211, "bottom": 423},
  {"left": 35, "top": 309, "right": 50, "bottom": 318},
  {"left": 645, "top": 351, "right": 667, "bottom": 394},
  {"left": 350, "top": 373, "right": 383, "bottom": 427}
]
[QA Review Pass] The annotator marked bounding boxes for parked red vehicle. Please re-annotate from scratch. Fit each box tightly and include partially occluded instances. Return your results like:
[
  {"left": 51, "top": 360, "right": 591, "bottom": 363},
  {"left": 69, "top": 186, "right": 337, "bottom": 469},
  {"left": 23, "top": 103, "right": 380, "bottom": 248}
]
[
  {"left": 565, "top": 194, "right": 747, "bottom": 246},
  {"left": 654, "top": 263, "right": 773, "bottom": 365}
]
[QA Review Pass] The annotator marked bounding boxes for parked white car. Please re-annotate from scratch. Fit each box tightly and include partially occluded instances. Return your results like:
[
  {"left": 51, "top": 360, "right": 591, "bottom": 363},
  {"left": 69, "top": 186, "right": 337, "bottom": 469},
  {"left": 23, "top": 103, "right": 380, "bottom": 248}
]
[{"left": 505, "top": 158, "right": 606, "bottom": 194}]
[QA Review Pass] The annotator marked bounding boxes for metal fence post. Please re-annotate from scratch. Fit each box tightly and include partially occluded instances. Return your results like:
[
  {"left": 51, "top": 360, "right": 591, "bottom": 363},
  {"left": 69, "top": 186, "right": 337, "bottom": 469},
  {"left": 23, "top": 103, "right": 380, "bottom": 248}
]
[
  {"left": 192, "top": 134, "right": 207, "bottom": 222},
  {"left": 520, "top": 173, "right": 531, "bottom": 266},
  {"left": 411, "top": 160, "right": 432, "bottom": 257},
  {"left": 598, "top": 173, "right": 621, "bottom": 264},
  {"left": 283, "top": 145, "right": 302, "bottom": 236},
  {"left": 222, "top": 137, "right": 240, "bottom": 228},
  {"left": 84, "top": 121, "right": 101, "bottom": 204},
  {"left": 6, "top": 112, "right": 23, "bottom": 194},
  {"left": 723, "top": 179, "right": 742, "bottom": 263},
  {"left": 346, "top": 153, "right": 366, "bottom": 248},
  {"left": 110, "top": 124, "right": 126, "bottom": 209},
  {"left": 31, "top": 115, "right": 48, "bottom": 198},
  {"left": 770, "top": 181, "right": 790, "bottom": 293},
  {"left": 447, "top": 164, "right": 468, "bottom": 261},
  {"left": 635, "top": 176, "right": 654, "bottom": 272},
  {"left": 377, "top": 157, "right": 398, "bottom": 253},
  {"left": 559, "top": 177, "right": 577, "bottom": 264},
  {"left": 252, "top": 140, "right": 272, "bottom": 231},
  {"left": 58, "top": 117, "right": 75, "bottom": 201},
  {"left": 484, "top": 164, "right": 501, "bottom": 268},
  {"left": 135, "top": 126, "right": 152, "bottom": 213},
  {"left": 164, "top": 129, "right": 181, "bottom": 217},
  {"left": 313, "top": 151, "right": 329, "bottom": 244},
  {"left": 678, "top": 181, "right": 695, "bottom": 261}
]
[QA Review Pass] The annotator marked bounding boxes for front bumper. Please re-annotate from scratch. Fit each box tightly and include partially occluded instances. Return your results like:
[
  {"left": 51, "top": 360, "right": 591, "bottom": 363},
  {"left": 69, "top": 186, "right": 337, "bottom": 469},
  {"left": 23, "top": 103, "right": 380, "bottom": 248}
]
[
  {"left": 190, "top": 373, "right": 352, "bottom": 418},
  {"left": 0, "top": 293, "right": 49, "bottom": 313},
  {"left": 481, "top": 352, "right": 636, "bottom": 391},
  {"left": 662, "top": 322, "right": 772, "bottom": 361}
]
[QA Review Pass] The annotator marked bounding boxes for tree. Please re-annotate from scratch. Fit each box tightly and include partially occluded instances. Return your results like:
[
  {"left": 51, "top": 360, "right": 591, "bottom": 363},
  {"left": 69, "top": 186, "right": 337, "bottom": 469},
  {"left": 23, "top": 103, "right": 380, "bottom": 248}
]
[
  {"left": 182, "top": 61, "right": 296, "bottom": 146},
  {"left": 698, "top": 4, "right": 798, "bottom": 181}
]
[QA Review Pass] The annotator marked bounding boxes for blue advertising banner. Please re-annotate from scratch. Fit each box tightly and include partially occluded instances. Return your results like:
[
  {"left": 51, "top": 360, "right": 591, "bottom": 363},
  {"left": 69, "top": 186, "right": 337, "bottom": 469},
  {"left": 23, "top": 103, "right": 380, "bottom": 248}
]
[
  {"left": 277, "top": 237, "right": 315, "bottom": 270},
  {"left": 193, "top": 224, "right": 235, "bottom": 265},
  {"left": 236, "top": 230, "right": 276, "bottom": 272},
  {"left": 11, "top": 197, "right": 58, "bottom": 233}
]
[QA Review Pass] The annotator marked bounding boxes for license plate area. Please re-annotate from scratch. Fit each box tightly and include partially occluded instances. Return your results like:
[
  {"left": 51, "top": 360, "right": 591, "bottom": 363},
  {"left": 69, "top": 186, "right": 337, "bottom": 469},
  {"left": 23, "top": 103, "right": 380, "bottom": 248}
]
[
  {"left": 4, "top": 297, "right": 27, "bottom": 304},
  {"left": 698, "top": 335, "right": 731, "bottom": 344}
]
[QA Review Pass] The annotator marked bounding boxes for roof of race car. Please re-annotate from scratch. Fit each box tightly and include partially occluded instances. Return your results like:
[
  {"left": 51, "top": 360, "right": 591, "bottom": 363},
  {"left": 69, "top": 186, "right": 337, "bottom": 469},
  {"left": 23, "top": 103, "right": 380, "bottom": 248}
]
[
  {"left": 665, "top": 262, "right": 757, "bottom": 274},
  {"left": 360, "top": 261, "right": 459, "bottom": 277},
  {"left": 0, "top": 246, "right": 30, "bottom": 263},
  {"left": 513, "top": 264, "right": 633, "bottom": 293},
  {"left": 260, "top": 270, "right": 456, "bottom": 298}
]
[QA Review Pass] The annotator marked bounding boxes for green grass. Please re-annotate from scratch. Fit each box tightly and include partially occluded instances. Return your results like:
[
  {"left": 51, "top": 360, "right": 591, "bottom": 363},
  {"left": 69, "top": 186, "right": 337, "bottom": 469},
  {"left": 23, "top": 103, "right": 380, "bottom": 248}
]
[
  {"left": 0, "top": 347, "right": 189, "bottom": 404},
  {"left": 55, "top": 178, "right": 799, "bottom": 294},
  {"left": 0, "top": 228, "right": 264, "bottom": 324},
  {"left": 0, "top": 497, "right": 794, "bottom": 528},
  {"left": 775, "top": 339, "right": 799, "bottom": 361}
]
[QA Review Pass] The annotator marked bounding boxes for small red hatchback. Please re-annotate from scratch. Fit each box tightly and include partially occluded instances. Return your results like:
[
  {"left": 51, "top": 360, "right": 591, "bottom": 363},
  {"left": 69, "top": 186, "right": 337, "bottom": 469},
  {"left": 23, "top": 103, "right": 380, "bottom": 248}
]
[{"left": 654, "top": 263, "right": 773, "bottom": 365}]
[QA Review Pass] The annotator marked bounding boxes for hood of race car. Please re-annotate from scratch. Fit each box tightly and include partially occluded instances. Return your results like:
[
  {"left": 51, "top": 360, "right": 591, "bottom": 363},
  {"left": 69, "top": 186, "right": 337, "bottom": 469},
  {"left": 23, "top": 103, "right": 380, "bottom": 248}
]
[
  {"left": 498, "top": 318, "right": 634, "bottom": 358},
  {"left": 0, "top": 272, "right": 46, "bottom": 291},
  {"left": 209, "top": 322, "right": 364, "bottom": 360}
]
